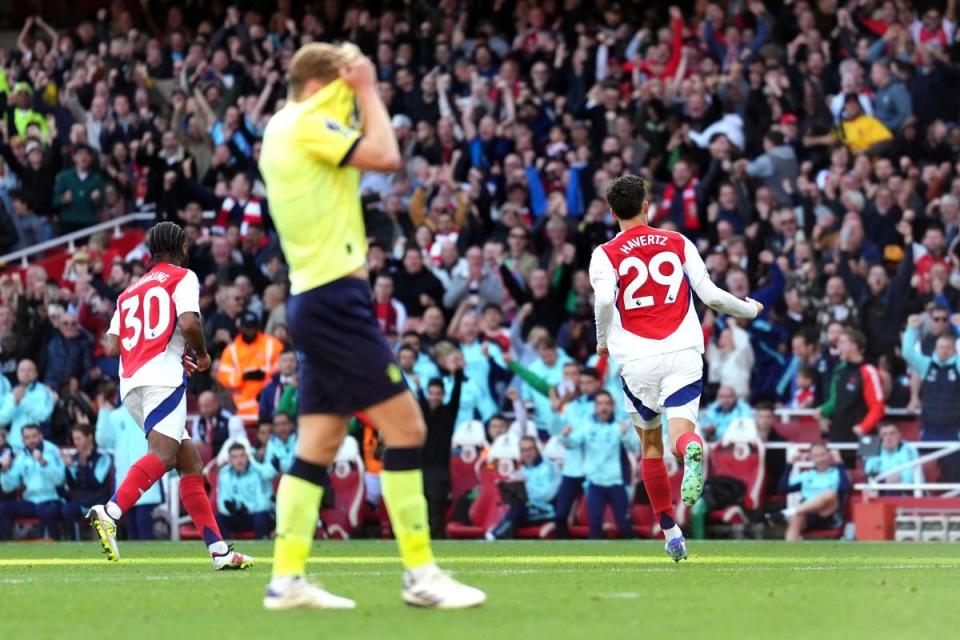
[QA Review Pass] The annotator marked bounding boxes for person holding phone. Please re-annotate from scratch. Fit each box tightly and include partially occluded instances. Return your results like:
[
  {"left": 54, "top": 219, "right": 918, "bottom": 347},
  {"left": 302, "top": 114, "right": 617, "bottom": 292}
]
[{"left": 216, "top": 311, "right": 283, "bottom": 424}]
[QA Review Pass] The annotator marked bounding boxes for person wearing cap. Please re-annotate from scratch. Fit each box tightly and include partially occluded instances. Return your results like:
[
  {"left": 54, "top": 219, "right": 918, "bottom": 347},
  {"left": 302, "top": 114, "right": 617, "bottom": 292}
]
[
  {"left": 215, "top": 311, "right": 283, "bottom": 423},
  {"left": 52, "top": 143, "right": 106, "bottom": 233},
  {"left": 4, "top": 81, "right": 48, "bottom": 138}
]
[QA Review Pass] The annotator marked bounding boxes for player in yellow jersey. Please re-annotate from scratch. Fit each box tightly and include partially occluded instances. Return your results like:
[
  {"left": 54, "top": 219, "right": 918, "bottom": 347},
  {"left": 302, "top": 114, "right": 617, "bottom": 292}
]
[{"left": 258, "top": 43, "right": 485, "bottom": 610}]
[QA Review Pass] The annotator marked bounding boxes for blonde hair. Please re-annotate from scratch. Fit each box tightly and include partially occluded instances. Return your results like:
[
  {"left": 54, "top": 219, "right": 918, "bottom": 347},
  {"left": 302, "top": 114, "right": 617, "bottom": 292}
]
[{"left": 288, "top": 42, "right": 360, "bottom": 99}]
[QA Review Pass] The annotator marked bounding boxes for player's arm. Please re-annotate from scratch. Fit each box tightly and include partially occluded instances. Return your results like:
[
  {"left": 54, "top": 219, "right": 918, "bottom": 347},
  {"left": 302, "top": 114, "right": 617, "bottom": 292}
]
[
  {"left": 682, "top": 238, "right": 763, "bottom": 319},
  {"left": 179, "top": 312, "right": 210, "bottom": 370},
  {"left": 103, "top": 309, "right": 121, "bottom": 357},
  {"left": 338, "top": 56, "right": 402, "bottom": 172},
  {"left": 589, "top": 247, "right": 617, "bottom": 356},
  {"left": 173, "top": 271, "right": 210, "bottom": 370}
]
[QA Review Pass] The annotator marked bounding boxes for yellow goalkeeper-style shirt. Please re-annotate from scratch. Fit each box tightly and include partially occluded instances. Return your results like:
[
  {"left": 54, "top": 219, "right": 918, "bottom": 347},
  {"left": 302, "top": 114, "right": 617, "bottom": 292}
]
[
  {"left": 837, "top": 115, "right": 892, "bottom": 154},
  {"left": 259, "top": 78, "right": 364, "bottom": 295}
]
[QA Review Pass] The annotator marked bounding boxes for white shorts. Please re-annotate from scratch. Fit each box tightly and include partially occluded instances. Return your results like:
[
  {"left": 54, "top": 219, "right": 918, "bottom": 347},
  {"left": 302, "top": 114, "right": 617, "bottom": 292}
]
[
  {"left": 122, "top": 384, "right": 189, "bottom": 442},
  {"left": 619, "top": 348, "right": 703, "bottom": 429}
]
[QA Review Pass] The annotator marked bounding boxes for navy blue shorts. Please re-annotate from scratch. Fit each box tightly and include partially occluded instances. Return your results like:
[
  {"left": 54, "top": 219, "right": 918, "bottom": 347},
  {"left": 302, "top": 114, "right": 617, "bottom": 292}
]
[{"left": 287, "top": 277, "right": 407, "bottom": 416}]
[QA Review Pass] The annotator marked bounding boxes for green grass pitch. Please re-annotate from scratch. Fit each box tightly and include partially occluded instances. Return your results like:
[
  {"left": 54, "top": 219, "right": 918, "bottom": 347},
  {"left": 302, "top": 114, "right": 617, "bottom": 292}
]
[{"left": 1, "top": 540, "right": 957, "bottom": 640}]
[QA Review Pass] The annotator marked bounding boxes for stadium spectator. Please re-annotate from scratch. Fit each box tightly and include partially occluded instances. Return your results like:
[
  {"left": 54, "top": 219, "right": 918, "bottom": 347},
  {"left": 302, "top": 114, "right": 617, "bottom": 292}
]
[
  {"left": 392, "top": 246, "right": 445, "bottom": 319},
  {"left": 902, "top": 314, "right": 960, "bottom": 482},
  {"left": 561, "top": 391, "right": 637, "bottom": 539},
  {"left": 52, "top": 145, "right": 105, "bottom": 233},
  {"left": 42, "top": 311, "right": 94, "bottom": 392},
  {"left": 372, "top": 274, "right": 407, "bottom": 339},
  {"left": 264, "top": 411, "right": 297, "bottom": 475},
  {"left": 549, "top": 366, "right": 598, "bottom": 538},
  {"left": 7, "top": 189, "right": 48, "bottom": 250},
  {"left": 420, "top": 354, "right": 464, "bottom": 538},
  {"left": 766, "top": 442, "right": 850, "bottom": 541},
  {"left": 0, "top": 358, "right": 55, "bottom": 450},
  {"left": 700, "top": 385, "right": 753, "bottom": 442},
  {"left": 258, "top": 349, "right": 298, "bottom": 427},
  {"left": 442, "top": 246, "right": 504, "bottom": 310},
  {"left": 486, "top": 436, "right": 561, "bottom": 540},
  {"left": 95, "top": 385, "right": 160, "bottom": 540},
  {"left": 216, "top": 443, "right": 275, "bottom": 539},
  {"left": 818, "top": 329, "right": 886, "bottom": 447},
  {"left": 864, "top": 423, "right": 924, "bottom": 489},
  {"left": 60, "top": 423, "right": 111, "bottom": 540},
  {"left": 0, "top": 424, "right": 65, "bottom": 540},
  {"left": 204, "top": 284, "right": 242, "bottom": 349},
  {"left": 705, "top": 320, "right": 754, "bottom": 399},
  {"left": 215, "top": 311, "right": 282, "bottom": 422},
  {"left": 191, "top": 390, "right": 247, "bottom": 460}
]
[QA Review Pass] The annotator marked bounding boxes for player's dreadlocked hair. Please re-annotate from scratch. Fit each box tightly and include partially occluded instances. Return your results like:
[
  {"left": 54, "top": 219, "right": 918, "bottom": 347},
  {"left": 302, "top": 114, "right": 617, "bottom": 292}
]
[{"left": 147, "top": 221, "right": 187, "bottom": 266}]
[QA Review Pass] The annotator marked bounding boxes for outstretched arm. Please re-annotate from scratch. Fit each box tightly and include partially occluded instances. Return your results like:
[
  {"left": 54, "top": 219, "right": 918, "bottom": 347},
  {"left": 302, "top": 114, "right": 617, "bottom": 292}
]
[
  {"left": 683, "top": 238, "right": 762, "bottom": 319},
  {"left": 589, "top": 247, "right": 617, "bottom": 351}
]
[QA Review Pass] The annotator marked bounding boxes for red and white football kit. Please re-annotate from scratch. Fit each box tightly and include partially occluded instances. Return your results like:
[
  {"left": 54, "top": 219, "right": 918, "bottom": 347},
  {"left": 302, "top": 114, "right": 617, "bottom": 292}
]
[
  {"left": 107, "top": 262, "right": 201, "bottom": 441},
  {"left": 590, "top": 226, "right": 758, "bottom": 427}
]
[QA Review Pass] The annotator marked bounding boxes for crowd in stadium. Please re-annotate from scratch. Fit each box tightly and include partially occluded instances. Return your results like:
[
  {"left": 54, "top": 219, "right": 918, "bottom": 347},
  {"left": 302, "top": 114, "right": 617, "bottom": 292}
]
[{"left": 1, "top": 0, "right": 960, "bottom": 542}]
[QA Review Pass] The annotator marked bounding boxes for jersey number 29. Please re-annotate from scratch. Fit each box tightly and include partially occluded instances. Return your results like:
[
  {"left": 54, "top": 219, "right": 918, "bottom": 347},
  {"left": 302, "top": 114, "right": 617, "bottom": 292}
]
[
  {"left": 618, "top": 252, "right": 683, "bottom": 310},
  {"left": 120, "top": 287, "right": 172, "bottom": 351}
]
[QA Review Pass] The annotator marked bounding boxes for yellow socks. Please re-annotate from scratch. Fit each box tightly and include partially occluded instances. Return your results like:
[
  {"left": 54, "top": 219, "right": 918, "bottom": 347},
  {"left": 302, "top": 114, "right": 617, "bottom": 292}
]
[
  {"left": 381, "top": 467, "right": 435, "bottom": 570},
  {"left": 272, "top": 471, "right": 323, "bottom": 577}
]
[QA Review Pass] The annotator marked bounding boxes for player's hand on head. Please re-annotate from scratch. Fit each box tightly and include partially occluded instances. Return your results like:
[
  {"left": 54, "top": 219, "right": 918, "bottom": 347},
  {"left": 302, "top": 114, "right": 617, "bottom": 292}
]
[{"left": 339, "top": 55, "right": 377, "bottom": 92}]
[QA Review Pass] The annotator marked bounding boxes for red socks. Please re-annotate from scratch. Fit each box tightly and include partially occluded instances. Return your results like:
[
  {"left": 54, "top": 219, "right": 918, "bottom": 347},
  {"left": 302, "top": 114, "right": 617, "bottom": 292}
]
[
  {"left": 675, "top": 431, "right": 703, "bottom": 459},
  {"left": 180, "top": 475, "right": 224, "bottom": 547},
  {"left": 110, "top": 453, "right": 166, "bottom": 514},
  {"left": 641, "top": 457, "right": 675, "bottom": 522}
]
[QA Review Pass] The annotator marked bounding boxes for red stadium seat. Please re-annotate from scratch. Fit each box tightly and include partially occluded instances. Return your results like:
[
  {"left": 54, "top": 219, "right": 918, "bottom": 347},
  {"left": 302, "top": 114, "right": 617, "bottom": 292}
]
[
  {"left": 320, "top": 459, "right": 366, "bottom": 539},
  {"left": 774, "top": 419, "right": 821, "bottom": 443},
  {"left": 630, "top": 503, "right": 655, "bottom": 538},
  {"left": 449, "top": 447, "right": 483, "bottom": 503},
  {"left": 515, "top": 521, "right": 556, "bottom": 539},
  {"left": 705, "top": 440, "right": 766, "bottom": 531},
  {"left": 445, "top": 468, "right": 508, "bottom": 539}
]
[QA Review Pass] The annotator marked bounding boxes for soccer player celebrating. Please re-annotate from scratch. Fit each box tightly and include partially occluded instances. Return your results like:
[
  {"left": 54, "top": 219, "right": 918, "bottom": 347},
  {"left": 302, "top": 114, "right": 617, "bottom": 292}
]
[
  {"left": 87, "top": 221, "right": 252, "bottom": 570},
  {"left": 590, "top": 176, "right": 763, "bottom": 562},
  {"left": 258, "top": 43, "right": 485, "bottom": 609}
]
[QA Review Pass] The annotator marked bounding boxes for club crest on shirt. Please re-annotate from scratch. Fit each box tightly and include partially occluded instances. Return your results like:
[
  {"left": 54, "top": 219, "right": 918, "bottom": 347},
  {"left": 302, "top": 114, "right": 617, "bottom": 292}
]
[{"left": 325, "top": 117, "right": 351, "bottom": 136}]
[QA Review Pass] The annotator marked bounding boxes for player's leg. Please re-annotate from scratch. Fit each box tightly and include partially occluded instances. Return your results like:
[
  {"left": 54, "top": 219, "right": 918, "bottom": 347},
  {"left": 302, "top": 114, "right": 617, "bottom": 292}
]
[
  {"left": 175, "top": 438, "right": 253, "bottom": 570},
  {"left": 367, "top": 390, "right": 485, "bottom": 608},
  {"left": 88, "top": 387, "right": 182, "bottom": 561},
  {"left": 635, "top": 420, "right": 688, "bottom": 561},
  {"left": 265, "top": 412, "right": 356, "bottom": 609},
  {"left": 661, "top": 356, "right": 706, "bottom": 507}
]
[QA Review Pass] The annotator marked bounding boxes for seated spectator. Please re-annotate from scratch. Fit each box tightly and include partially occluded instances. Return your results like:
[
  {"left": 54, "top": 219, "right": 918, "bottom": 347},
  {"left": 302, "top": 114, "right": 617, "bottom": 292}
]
[
  {"left": 486, "top": 436, "right": 561, "bottom": 540},
  {"left": 96, "top": 385, "right": 160, "bottom": 540},
  {"left": 215, "top": 311, "right": 282, "bottom": 422},
  {"left": 264, "top": 411, "right": 298, "bottom": 475},
  {"left": 191, "top": 390, "right": 247, "bottom": 460},
  {"left": 60, "top": 424, "right": 112, "bottom": 540},
  {"left": 258, "top": 349, "right": 298, "bottom": 427},
  {"left": 766, "top": 442, "right": 850, "bottom": 541},
  {"left": 864, "top": 423, "right": 923, "bottom": 488},
  {"left": 216, "top": 443, "right": 275, "bottom": 539},
  {"left": 0, "top": 359, "right": 55, "bottom": 450},
  {"left": 700, "top": 385, "right": 753, "bottom": 442},
  {"left": 43, "top": 312, "right": 94, "bottom": 392},
  {"left": 0, "top": 424, "right": 65, "bottom": 540},
  {"left": 561, "top": 391, "right": 638, "bottom": 539}
]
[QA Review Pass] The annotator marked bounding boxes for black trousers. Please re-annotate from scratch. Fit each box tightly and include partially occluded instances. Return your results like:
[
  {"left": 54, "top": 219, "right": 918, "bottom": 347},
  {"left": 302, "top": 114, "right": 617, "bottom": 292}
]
[{"left": 422, "top": 464, "right": 451, "bottom": 539}]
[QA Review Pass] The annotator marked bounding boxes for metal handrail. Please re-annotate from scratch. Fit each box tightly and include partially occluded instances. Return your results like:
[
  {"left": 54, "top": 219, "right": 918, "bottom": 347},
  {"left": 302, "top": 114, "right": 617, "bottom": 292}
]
[
  {"left": 0, "top": 212, "right": 155, "bottom": 269},
  {"left": 775, "top": 407, "right": 919, "bottom": 419}
]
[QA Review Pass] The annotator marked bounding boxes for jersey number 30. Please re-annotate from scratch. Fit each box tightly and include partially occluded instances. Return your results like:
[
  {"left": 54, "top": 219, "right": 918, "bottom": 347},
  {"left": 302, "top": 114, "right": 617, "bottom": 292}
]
[
  {"left": 618, "top": 253, "right": 683, "bottom": 310},
  {"left": 120, "top": 287, "right": 172, "bottom": 351}
]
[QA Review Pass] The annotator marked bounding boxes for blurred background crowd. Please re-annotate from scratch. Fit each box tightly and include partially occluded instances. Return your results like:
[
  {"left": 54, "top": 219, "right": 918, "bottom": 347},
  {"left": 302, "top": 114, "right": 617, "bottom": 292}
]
[{"left": 1, "top": 0, "right": 959, "bottom": 542}]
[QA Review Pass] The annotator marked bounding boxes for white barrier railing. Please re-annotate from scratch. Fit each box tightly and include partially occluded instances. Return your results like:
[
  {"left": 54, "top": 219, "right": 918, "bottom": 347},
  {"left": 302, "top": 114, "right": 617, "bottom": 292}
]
[
  {"left": 0, "top": 212, "right": 157, "bottom": 269},
  {"left": 774, "top": 407, "right": 919, "bottom": 420}
]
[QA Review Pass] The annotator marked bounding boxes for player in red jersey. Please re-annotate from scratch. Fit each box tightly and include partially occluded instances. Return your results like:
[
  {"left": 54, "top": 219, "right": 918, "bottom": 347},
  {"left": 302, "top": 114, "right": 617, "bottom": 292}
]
[
  {"left": 87, "top": 222, "right": 251, "bottom": 569},
  {"left": 590, "top": 176, "right": 763, "bottom": 562}
]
